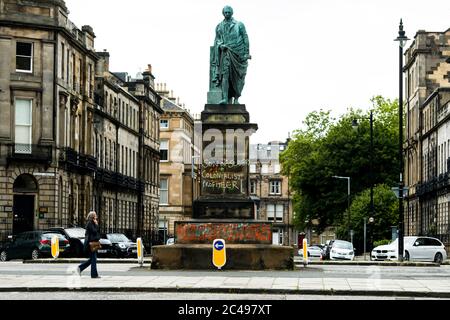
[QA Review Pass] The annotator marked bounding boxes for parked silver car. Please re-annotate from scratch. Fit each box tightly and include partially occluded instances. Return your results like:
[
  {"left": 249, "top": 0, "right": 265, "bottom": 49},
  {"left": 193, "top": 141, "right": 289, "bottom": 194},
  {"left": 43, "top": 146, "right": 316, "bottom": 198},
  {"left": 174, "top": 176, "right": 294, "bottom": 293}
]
[{"left": 298, "top": 245, "right": 323, "bottom": 258}]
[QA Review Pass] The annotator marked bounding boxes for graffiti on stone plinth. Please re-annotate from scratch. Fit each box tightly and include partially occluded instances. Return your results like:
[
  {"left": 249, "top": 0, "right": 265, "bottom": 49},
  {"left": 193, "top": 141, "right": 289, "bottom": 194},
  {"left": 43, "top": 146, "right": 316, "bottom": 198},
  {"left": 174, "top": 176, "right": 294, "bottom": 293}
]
[
  {"left": 201, "top": 163, "right": 247, "bottom": 195},
  {"left": 175, "top": 222, "right": 272, "bottom": 244}
]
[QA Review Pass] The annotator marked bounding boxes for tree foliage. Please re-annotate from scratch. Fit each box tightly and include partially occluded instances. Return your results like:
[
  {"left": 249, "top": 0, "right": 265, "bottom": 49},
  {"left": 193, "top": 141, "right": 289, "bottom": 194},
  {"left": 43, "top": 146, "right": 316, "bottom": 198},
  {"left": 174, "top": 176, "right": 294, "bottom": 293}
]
[
  {"left": 281, "top": 96, "right": 399, "bottom": 239},
  {"left": 336, "top": 184, "right": 399, "bottom": 252}
]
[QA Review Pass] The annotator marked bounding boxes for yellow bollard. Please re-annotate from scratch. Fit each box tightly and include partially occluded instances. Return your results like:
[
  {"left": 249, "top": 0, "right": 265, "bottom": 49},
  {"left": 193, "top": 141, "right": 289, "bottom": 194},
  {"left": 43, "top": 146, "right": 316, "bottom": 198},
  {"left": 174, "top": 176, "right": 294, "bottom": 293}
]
[
  {"left": 51, "top": 235, "right": 59, "bottom": 259},
  {"left": 302, "top": 238, "right": 308, "bottom": 266},
  {"left": 212, "top": 239, "right": 226, "bottom": 270},
  {"left": 136, "top": 237, "right": 144, "bottom": 266}
]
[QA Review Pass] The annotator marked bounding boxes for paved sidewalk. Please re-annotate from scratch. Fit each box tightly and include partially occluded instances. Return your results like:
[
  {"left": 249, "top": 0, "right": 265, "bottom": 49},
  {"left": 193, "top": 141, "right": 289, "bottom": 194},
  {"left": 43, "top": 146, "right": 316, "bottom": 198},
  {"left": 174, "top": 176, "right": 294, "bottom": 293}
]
[
  {"left": 23, "top": 257, "right": 450, "bottom": 266},
  {"left": 1, "top": 268, "right": 450, "bottom": 298}
]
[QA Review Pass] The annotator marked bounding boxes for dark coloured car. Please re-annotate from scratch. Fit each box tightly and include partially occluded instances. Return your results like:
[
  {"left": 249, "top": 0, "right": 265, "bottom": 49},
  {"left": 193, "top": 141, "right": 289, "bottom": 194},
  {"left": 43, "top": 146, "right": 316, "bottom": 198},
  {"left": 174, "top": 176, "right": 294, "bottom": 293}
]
[
  {"left": 104, "top": 233, "right": 138, "bottom": 258},
  {"left": 48, "top": 227, "right": 113, "bottom": 257},
  {"left": 47, "top": 227, "right": 86, "bottom": 257},
  {"left": 0, "top": 231, "right": 70, "bottom": 261},
  {"left": 322, "top": 240, "right": 335, "bottom": 260}
]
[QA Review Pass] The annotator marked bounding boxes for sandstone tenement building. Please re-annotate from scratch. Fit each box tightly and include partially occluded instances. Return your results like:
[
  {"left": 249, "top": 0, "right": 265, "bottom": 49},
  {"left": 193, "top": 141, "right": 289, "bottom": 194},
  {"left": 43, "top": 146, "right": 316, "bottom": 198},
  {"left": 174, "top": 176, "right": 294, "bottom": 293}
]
[
  {"left": 0, "top": 0, "right": 162, "bottom": 247},
  {"left": 404, "top": 28, "right": 450, "bottom": 251},
  {"left": 249, "top": 141, "right": 294, "bottom": 245},
  {"left": 156, "top": 84, "right": 200, "bottom": 241}
]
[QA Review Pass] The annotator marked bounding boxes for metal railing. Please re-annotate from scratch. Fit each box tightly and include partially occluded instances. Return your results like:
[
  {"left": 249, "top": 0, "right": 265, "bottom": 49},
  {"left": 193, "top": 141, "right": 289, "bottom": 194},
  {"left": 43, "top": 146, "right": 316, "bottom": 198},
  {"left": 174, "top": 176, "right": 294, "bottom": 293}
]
[
  {"left": 1, "top": 143, "right": 52, "bottom": 165},
  {"left": 94, "top": 168, "right": 142, "bottom": 191},
  {"left": 59, "top": 147, "right": 97, "bottom": 173}
]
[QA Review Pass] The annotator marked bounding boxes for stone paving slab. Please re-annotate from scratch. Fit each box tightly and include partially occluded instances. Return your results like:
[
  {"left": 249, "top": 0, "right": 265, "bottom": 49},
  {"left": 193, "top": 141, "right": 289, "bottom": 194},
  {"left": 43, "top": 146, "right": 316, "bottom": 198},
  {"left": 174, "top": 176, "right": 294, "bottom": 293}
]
[
  {"left": 1, "top": 274, "right": 450, "bottom": 298},
  {"left": 23, "top": 258, "right": 152, "bottom": 264},
  {"left": 25, "top": 258, "right": 450, "bottom": 266}
]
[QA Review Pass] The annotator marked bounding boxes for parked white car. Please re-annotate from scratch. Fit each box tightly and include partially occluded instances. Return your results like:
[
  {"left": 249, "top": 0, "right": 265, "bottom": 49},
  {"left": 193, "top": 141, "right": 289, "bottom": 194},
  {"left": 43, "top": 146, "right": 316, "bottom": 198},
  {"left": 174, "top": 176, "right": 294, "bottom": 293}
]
[
  {"left": 298, "top": 245, "right": 323, "bottom": 258},
  {"left": 371, "top": 236, "right": 447, "bottom": 264},
  {"left": 329, "top": 240, "right": 355, "bottom": 261}
]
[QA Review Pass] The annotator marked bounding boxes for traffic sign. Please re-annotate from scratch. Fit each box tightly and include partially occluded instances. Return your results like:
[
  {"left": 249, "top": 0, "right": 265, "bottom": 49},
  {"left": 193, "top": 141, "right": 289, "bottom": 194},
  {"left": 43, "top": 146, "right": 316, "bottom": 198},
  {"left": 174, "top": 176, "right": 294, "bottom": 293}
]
[
  {"left": 51, "top": 235, "right": 59, "bottom": 259},
  {"left": 212, "top": 239, "right": 226, "bottom": 270}
]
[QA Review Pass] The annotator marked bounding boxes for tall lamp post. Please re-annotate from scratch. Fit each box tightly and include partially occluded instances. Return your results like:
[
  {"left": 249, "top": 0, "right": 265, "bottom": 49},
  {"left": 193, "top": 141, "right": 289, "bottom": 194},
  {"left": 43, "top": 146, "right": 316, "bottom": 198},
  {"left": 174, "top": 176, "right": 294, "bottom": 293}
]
[
  {"left": 352, "top": 111, "right": 375, "bottom": 259},
  {"left": 332, "top": 175, "right": 351, "bottom": 242},
  {"left": 395, "top": 19, "right": 409, "bottom": 262}
]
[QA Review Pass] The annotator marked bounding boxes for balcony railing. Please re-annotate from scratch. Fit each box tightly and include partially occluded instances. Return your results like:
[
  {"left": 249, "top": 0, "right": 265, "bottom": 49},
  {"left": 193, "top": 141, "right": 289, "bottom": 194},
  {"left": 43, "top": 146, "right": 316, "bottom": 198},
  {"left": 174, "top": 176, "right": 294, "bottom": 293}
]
[
  {"left": 59, "top": 147, "right": 97, "bottom": 173},
  {"left": 1, "top": 143, "right": 52, "bottom": 166},
  {"left": 95, "top": 168, "right": 142, "bottom": 191}
]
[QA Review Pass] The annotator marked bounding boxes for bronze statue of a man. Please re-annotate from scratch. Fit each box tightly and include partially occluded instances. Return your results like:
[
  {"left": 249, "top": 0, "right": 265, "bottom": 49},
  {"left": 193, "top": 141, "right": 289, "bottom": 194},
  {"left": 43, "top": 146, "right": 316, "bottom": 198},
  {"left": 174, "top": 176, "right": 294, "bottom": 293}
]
[{"left": 211, "top": 6, "right": 251, "bottom": 105}]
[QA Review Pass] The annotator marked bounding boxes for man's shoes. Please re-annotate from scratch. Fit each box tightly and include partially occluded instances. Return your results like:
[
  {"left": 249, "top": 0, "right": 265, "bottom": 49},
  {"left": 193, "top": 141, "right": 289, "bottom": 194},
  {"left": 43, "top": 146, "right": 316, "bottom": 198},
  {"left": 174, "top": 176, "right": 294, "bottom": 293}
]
[
  {"left": 91, "top": 276, "right": 101, "bottom": 279},
  {"left": 76, "top": 267, "right": 81, "bottom": 276}
]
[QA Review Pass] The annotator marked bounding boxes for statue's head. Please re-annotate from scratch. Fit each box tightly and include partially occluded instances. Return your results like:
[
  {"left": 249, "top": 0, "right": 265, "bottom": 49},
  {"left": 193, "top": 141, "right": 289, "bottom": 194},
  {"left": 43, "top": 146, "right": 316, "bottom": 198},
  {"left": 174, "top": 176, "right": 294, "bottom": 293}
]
[{"left": 222, "top": 6, "right": 233, "bottom": 20}]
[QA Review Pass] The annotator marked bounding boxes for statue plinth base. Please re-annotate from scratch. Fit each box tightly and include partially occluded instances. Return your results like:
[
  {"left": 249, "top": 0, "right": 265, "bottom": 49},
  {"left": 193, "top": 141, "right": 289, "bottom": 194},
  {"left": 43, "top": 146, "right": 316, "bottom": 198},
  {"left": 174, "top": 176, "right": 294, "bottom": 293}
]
[
  {"left": 151, "top": 103, "right": 293, "bottom": 270},
  {"left": 151, "top": 244, "right": 293, "bottom": 270},
  {"left": 195, "top": 104, "right": 258, "bottom": 219}
]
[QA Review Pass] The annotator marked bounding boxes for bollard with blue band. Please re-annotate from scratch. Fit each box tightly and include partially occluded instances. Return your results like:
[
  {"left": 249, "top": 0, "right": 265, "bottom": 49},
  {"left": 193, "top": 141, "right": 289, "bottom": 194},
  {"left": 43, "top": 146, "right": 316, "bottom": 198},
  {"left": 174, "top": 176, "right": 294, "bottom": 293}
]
[{"left": 212, "top": 239, "right": 226, "bottom": 270}]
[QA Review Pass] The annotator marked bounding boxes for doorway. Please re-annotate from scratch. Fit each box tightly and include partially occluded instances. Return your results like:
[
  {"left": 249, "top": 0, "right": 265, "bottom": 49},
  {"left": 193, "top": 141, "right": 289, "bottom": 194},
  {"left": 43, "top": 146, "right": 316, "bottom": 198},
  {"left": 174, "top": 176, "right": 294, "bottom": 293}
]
[
  {"left": 272, "top": 230, "right": 280, "bottom": 245},
  {"left": 13, "top": 195, "right": 35, "bottom": 235}
]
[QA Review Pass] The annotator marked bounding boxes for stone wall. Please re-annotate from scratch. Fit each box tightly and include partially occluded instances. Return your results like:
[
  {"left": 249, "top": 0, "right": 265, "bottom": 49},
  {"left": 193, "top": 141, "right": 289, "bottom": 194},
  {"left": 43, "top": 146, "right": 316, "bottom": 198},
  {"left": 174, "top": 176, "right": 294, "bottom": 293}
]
[{"left": 175, "top": 221, "right": 272, "bottom": 244}]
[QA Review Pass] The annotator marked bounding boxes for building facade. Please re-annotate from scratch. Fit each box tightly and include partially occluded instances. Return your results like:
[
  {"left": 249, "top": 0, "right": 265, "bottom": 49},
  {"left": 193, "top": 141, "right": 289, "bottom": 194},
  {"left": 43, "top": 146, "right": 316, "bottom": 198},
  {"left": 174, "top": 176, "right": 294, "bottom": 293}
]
[
  {"left": 156, "top": 84, "right": 200, "bottom": 241},
  {"left": 0, "top": 0, "right": 98, "bottom": 242},
  {"left": 93, "top": 57, "right": 163, "bottom": 245},
  {"left": 0, "top": 0, "right": 162, "bottom": 248},
  {"left": 249, "top": 141, "right": 295, "bottom": 245},
  {"left": 404, "top": 28, "right": 450, "bottom": 251}
]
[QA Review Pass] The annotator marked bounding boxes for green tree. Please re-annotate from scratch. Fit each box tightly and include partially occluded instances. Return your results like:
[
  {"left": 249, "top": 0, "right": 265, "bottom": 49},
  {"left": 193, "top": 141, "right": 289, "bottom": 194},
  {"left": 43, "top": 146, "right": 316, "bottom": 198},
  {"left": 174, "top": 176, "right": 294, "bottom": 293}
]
[
  {"left": 281, "top": 96, "right": 399, "bottom": 236},
  {"left": 336, "top": 184, "right": 399, "bottom": 252}
]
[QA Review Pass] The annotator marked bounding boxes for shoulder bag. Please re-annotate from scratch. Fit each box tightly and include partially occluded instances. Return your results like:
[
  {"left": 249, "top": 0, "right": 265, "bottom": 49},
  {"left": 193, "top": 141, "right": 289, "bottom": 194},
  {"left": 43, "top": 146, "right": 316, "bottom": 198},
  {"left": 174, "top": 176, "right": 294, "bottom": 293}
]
[{"left": 89, "top": 241, "right": 102, "bottom": 252}]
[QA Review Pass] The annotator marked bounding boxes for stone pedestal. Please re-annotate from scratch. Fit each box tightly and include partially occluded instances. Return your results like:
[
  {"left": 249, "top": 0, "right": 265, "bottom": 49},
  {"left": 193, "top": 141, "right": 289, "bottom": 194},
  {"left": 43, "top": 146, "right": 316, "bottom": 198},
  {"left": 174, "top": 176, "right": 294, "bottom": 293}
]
[
  {"left": 193, "top": 104, "right": 257, "bottom": 219},
  {"left": 151, "top": 104, "right": 294, "bottom": 270},
  {"left": 151, "top": 244, "right": 293, "bottom": 270}
]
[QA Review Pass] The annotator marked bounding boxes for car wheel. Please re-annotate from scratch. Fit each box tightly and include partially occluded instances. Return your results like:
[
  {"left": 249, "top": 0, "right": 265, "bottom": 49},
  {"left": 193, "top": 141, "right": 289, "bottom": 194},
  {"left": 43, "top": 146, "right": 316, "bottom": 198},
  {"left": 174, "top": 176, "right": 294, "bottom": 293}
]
[
  {"left": 31, "top": 249, "right": 40, "bottom": 260},
  {"left": 404, "top": 251, "right": 410, "bottom": 261},
  {"left": 434, "top": 253, "right": 443, "bottom": 265},
  {"left": 0, "top": 250, "right": 8, "bottom": 262}
]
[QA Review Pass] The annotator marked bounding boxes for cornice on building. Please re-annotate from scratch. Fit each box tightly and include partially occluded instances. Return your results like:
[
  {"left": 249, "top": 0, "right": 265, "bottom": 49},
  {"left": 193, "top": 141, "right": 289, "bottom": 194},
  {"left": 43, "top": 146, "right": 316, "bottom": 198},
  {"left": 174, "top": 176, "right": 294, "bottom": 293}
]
[{"left": 404, "top": 28, "right": 450, "bottom": 70}]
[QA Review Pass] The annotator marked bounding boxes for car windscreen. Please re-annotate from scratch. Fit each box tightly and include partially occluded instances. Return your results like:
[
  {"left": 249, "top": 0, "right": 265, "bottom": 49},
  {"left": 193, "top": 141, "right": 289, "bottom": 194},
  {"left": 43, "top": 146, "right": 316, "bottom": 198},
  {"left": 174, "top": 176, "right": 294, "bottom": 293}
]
[
  {"left": 42, "top": 233, "right": 67, "bottom": 241},
  {"left": 333, "top": 241, "right": 352, "bottom": 249},
  {"left": 65, "top": 228, "right": 86, "bottom": 239},
  {"left": 107, "top": 234, "right": 130, "bottom": 243}
]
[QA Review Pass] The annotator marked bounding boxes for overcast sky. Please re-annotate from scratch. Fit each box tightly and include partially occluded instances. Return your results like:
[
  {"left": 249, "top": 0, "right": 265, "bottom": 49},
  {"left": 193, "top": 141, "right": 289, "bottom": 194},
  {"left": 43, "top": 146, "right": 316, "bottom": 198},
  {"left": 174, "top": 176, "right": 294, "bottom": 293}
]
[{"left": 65, "top": 0, "right": 450, "bottom": 144}]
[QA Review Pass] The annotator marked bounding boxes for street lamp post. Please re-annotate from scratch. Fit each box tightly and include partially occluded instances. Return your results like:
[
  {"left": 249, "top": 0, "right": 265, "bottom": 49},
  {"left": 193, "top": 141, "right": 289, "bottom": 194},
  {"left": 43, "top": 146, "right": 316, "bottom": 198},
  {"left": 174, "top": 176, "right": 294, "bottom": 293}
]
[
  {"left": 352, "top": 111, "right": 375, "bottom": 258},
  {"left": 332, "top": 175, "right": 351, "bottom": 242},
  {"left": 363, "top": 217, "right": 367, "bottom": 260},
  {"left": 395, "top": 19, "right": 409, "bottom": 262}
]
